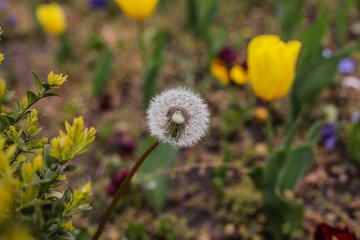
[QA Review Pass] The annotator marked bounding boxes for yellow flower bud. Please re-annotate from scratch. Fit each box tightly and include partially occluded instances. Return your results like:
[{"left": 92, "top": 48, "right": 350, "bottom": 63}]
[
  {"left": 63, "top": 221, "right": 75, "bottom": 231},
  {"left": 72, "top": 182, "right": 92, "bottom": 208},
  {"left": 47, "top": 71, "right": 67, "bottom": 87},
  {"left": 21, "top": 156, "right": 43, "bottom": 182},
  {"left": 36, "top": 3, "right": 67, "bottom": 36},
  {"left": 0, "top": 53, "right": 4, "bottom": 64},
  {"left": 57, "top": 175, "right": 67, "bottom": 181},
  {"left": 0, "top": 79, "right": 6, "bottom": 98},
  {"left": 247, "top": 35, "right": 302, "bottom": 101},
  {"left": 80, "top": 182, "right": 92, "bottom": 199},
  {"left": 114, "top": 0, "right": 159, "bottom": 21}
]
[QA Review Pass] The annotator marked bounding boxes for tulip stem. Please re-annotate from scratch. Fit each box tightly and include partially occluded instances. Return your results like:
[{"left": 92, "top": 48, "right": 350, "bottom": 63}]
[
  {"left": 137, "top": 21, "right": 146, "bottom": 65},
  {"left": 266, "top": 108, "right": 274, "bottom": 153},
  {"left": 92, "top": 139, "right": 160, "bottom": 240}
]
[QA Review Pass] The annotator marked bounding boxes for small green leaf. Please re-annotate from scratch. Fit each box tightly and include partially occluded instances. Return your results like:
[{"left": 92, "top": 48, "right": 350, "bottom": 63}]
[
  {"left": 27, "top": 90, "right": 38, "bottom": 105},
  {"left": 30, "top": 127, "right": 42, "bottom": 137},
  {"left": 63, "top": 165, "right": 78, "bottom": 172},
  {"left": 42, "top": 92, "right": 62, "bottom": 98},
  {"left": 44, "top": 169, "right": 54, "bottom": 180},
  {"left": 305, "top": 121, "right": 324, "bottom": 145},
  {"left": 349, "top": 122, "right": 360, "bottom": 162},
  {"left": 51, "top": 231, "right": 75, "bottom": 240},
  {"left": 276, "top": 145, "right": 313, "bottom": 194},
  {"left": 138, "top": 136, "right": 178, "bottom": 210},
  {"left": 72, "top": 228, "right": 90, "bottom": 240},
  {"left": 1, "top": 113, "right": 15, "bottom": 124},
  {"left": 39, "top": 233, "right": 49, "bottom": 240},
  {"left": 92, "top": 47, "right": 113, "bottom": 96},
  {"left": 266, "top": 112, "right": 274, "bottom": 153},
  {"left": 14, "top": 97, "right": 21, "bottom": 111},
  {"left": 32, "top": 71, "right": 43, "bottom": 94}
]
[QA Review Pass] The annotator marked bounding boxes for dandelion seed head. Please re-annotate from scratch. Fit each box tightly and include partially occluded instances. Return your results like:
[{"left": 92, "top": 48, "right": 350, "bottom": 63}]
[{"left": 146, "top": 88, "right": 210, "bottom": 148}]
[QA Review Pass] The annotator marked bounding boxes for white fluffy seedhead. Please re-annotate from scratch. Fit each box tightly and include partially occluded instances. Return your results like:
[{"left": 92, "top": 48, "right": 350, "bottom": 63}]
[{"left": 146, "top": 88, "right": 210, "bottom": 148}]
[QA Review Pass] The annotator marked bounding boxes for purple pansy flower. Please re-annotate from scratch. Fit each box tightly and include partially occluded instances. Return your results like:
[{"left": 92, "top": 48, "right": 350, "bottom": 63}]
[
  {"left": 217, "top": 47, "right": 238, "bottom": 65},
  {"left": 106, "top": 169, "right": 130, "bottom": 196},
  {"left": 88, "top": 0, "right": 108, "bottom": 9},
  {"left": 106, "top": 132, "right": 136, "bottom": 158},
  {"left": 338, "top": 58, "right": 356, "bottom": 75},
  {"left": 321, "top": 123, "right": 339, "bottom": 151}
]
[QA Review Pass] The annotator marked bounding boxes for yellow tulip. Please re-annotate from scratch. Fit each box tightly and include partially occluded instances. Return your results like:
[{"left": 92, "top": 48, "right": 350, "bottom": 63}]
[
  {"left": 36, "top": 3, "right": 67, "bottom": 36},
  {"left": 114, "top": 0, "right": 159, "bottom": 21},
  {"left": 247, "top": 35, "right": 301, "bottom": 101}
]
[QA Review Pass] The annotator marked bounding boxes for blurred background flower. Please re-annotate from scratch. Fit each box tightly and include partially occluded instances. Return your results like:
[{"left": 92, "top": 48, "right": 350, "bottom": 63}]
[
  {"left": 210, "top": 46, "right": 247, "bottom": 85},
  {"left": 106, "top": 168, "right": 130, "bottom": 196},
  {"left": 36, "top": 3, "right": 67, "bottom": 35},
  {"left": 350, "top": 111, "right": 360, "bottom": 123},
  {"left": 88, "top": 0, "right": 108, "bottom": 10},
  {"left": 314, "top": 223, "right": 357, "bottom": 240},
  {"left": 6, "top": 12, "right": 17, "bottom": 26},
  {"left": 106, "top": 132, "right": 136, "bottom": 158},
  {"left": 114, "top": 0, "right": 159, "bottom": 20},
  {"left": 338, "top": 58, "right": 356, "bottom": 75},
  {"left": 320, "top": 123, "right": 339, "bottom": 151},
  {"left": 254, "top": 98, "right": 268, "bottom": 123}
]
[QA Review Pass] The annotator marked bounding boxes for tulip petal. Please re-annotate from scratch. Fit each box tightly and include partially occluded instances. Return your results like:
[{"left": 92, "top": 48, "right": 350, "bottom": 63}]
[{"left": 114, "top": 0, "right": 159, "bottom": 20}]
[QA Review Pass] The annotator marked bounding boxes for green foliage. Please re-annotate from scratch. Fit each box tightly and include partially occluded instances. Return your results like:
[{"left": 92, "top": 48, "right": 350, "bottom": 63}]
[
  {"left": 349, "top": 121, "right": 360, "bottom": 163},
  {"left": 249, "top": 121, "right": 322, "bottom": 240},
  {"left": 290, "top": 5, "right": 359, "bottom": 120},
  {"left": 185, "top": 0, "right": 220, "bottom": 37},
  {"left": 273, "top": 0, "right": 304, "bottom": 39},
  {"left": 206, "top": 26, "right": 228, "bottom": 65},
  {"left": 184, "top": 0, "right": 226, "bottom": 60},
  {"left": 92, "top": 47, "right": 114, "bottom": 96},
  {"left": 56, "top": 33, "right": 75, "bottom": 65},
  {"left": 124, "top": 222, "right": 150, "bottom": 240},
  {"left": 212, "top": 147, "right": 231, "bottom": 189},
  {"left": 143, "top": 28, "right": 167, "bottom": 107},
  {"left": 334, "top": 0, "right": 353, "bottom": 45},
  {"left": 71, "top": 228, "right": 90, "bottom": 240},
  {"left": 154, "top": 215, "right": 176, "bottom": 240},
  {"left": 138, "top": 136, "right": 178, "bottom": 211},
  {"left": 0, "top": 72, "right": 95, "bottom": 239}
]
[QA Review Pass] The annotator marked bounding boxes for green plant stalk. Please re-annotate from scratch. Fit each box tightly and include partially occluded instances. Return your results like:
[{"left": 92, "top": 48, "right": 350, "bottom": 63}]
[
  {"left": 92, "top": 139, "right": 160, "bottom": 240},
  {"left": 138, "top": 21, "right": 146, "bottom": 66},
  {"left": 266, "top": 109, "right": 274, "bottom": 153},
  {"left": 13, "top": 88, "right": 51, "bottom": 124}
]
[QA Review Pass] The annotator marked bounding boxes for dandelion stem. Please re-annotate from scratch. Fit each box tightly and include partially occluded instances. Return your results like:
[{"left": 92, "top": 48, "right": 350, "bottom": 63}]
[{"left": 92, "top": 139, "right": 160, "bottom": 240}]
